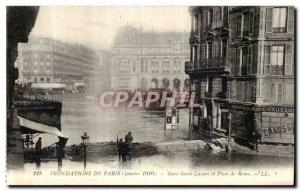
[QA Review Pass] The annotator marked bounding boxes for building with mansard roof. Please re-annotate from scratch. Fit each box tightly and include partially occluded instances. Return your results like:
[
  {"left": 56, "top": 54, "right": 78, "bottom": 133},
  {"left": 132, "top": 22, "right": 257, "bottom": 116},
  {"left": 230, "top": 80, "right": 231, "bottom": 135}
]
[
  {"left": 111, "top": 26, "right": 190, "bottom": 91},
  {"left": 16, "top": 37, "right": 110, "bottom": 93}
]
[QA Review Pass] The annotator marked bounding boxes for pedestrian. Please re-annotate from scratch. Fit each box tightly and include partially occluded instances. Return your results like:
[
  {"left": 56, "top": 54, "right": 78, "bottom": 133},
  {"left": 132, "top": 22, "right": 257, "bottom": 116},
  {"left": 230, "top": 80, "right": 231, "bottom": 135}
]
[
  {"left": 125, "top": 132, "right": 133, "bottom": 160},
  {"left": 35, "top": 137, "right": 42, "bottom": 167},
  {"left": 117, "top": 138, "right": 124, "bottom": 161},
  {"left": 125, "top": 132, "right": 133, "bottom": 144},
  {"left": 56, "top": 142, "right": 64, "bottom": 168},
  {"left": 120, "top": 139, "right": 127, "bottom": 162}
]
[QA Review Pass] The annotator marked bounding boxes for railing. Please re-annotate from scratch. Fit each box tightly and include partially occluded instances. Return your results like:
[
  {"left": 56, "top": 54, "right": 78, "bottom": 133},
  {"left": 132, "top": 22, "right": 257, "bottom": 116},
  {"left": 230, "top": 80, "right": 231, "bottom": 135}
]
[
  {"left": 270, "top": 65, "right": 284, "bottom": 75},
  {"left": 185, "top": 58, "right": 228, "bottom": 72}
]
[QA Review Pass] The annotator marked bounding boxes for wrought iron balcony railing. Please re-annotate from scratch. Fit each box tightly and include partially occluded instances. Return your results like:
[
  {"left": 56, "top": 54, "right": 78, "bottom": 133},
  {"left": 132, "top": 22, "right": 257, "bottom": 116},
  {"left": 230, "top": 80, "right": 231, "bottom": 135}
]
[{"left": 185, "top": 57, "right": 230, "bottom": 75}]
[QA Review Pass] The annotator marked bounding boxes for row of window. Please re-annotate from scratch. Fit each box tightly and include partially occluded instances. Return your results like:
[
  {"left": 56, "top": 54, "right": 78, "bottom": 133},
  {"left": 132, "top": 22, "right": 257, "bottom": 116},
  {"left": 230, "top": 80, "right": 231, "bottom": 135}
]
[
  {"left": 236, "top": 7, "right": 293, "bottom": 36},
  {"left": 113, "top": 46, "right": 187, "bottom": 54},
  {"left": 192, "top": 7, "right": 228, "bottom": 33},
  {"left": 33, "top": 77, "right": 51, "bottom": 83},
  {"left": 114, "top": 64, "right": 184, "bottom": 74},
  {"left": 230, "top": 44, "right": 293, "bottom": 76},
  {"left": 192, "top": 39, "right": 228, "bottom": 62},
  {"left": 117, "top": 59, "right": 185, "bottom": 65},
  {"left": 33, "top": 69, "right": 51, "bottom": 75},
  {"left": 198, "top": 78, "right": 291, "bottom": 104},
  {"left": 139, "top": 78, "right": 189, "bottom": 89},
  {"left": 192, "top": 7, "right": 293, "bottom": 36}
]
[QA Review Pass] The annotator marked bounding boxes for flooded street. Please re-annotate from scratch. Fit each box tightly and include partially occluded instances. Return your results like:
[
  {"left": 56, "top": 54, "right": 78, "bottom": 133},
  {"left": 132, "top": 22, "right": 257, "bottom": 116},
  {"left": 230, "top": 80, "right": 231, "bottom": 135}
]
[
  {"left": 40, "top": 93, "right": 189, "bottom": 146},
  {"left": 31, "top": 93, "right": 294, "bottom": 177}
]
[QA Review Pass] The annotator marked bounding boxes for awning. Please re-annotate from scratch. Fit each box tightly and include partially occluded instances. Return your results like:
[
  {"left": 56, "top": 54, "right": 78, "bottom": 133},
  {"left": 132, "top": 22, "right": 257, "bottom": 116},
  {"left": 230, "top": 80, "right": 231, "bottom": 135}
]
[
  {"left": 74, "top": 82, "right": 85, "bottom": 87},
  {"left": 31, "top": 83, "right": 66, "bottom": 89},
  {"left": 18, "top": 116, "right": 67, "bottom": 139}
]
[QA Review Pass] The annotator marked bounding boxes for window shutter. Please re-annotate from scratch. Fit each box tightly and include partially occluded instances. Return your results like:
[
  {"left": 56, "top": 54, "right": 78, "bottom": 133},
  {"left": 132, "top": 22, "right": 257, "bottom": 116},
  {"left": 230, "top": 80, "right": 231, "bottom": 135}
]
[
  {"left": 242, "top": 47, "right": 248, "bottom": 75},
  {"left": 231, "top": 14, "right": 237, "bottom": 39},
  {"left": 236, "top": 48, "right": 241, "bottom": 75},
  {"left": 285, "top": 83, "right": 294, "bottom": 104},
  {"left": 249, "top": 10, "right": 254, "bottom": 35},
  {"left": 285, "top": 45, "right": 293, "bottom": 75},
  {"left": 265, "top": 8, "right": 273, "bottom": 33},
  {"left": 264, "top": 46, "right": 271, "bottom": 74},
  {"left": 247, "top": 46, "right": 252, "bottom": 75},
  {"left": 229, "top": 47, "right": 236, "bottom": 75},
  {"left": 287, "top": 7, "right": 294, "bottom": 33},
  {"left": 198, "top": 13, "right": 202, "bottom": 34},
  {"left": 252, "top": 45, "right": 257, "bottom": 74}
]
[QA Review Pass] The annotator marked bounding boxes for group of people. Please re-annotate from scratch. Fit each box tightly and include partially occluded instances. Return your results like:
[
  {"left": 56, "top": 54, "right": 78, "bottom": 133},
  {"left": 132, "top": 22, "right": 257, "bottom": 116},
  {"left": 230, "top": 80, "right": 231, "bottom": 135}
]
[
  {"left": 117, "top": 132, "right": 133, "bottom": 162},
  {"left": 35, "top": 137, "right": 65, "bottom": 168}
]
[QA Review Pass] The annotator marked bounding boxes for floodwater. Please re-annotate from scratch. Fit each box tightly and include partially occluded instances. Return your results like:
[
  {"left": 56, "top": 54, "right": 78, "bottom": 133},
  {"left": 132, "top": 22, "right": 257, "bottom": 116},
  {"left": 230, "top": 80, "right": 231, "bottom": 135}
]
[
  {"left": 30, "top": 95, "right": 294, "bottom": 175},
  {"left": 39, "top": 93, "right": 190, "bottom": 146},
  {"left": 24, "top": 150, "right": 294, "bottom": 171},
  {"left": 23, "top": 93, "right": 294, "bottom": 185}
]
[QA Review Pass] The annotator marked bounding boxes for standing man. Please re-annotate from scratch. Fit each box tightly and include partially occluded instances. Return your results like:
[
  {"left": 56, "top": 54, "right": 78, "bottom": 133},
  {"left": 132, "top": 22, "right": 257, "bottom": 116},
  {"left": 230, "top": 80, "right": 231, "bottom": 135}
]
[
  {"left": 125, "top": 132, "right": 133, "bottom": 144},
  {"left": 117, "top": 138, "right": 124, "bottom": 161},
  {"left": 56, "top": 142, "right": 64, "bottom": 168},
  {"left": 125, "top": 132, "right": 133, "bottom": 160},
  {"left": 35, "top": 137, "right": 42, "bottom": 167},
  {"left": 119, "top": 138, "right": 127, "bottom": 162}
]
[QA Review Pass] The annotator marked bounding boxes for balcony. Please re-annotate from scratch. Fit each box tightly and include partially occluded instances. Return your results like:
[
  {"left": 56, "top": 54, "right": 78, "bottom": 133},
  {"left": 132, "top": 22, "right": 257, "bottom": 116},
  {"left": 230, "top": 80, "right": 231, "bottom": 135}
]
[
  {"left": 185, "top": 58, "right": 230, "bottom": 77},
  {"left": 270, "top": 65, "right": 284, "bottom": 75}
]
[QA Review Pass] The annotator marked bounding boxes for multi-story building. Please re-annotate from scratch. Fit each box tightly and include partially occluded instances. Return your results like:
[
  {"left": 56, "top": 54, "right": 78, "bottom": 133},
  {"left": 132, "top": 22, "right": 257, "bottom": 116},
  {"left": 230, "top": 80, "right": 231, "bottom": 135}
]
[
  {"left": 185, "top": 6, "right": 294, "bottom": 147},
  {"left": 111, "top": 26, "right": 190, "bottom": 92},
  {"left": 95, "top": 50, "right": 111, "bottom": 93},
  {"left": 16, "top": 37, "right": 100, "bottom": 92}
]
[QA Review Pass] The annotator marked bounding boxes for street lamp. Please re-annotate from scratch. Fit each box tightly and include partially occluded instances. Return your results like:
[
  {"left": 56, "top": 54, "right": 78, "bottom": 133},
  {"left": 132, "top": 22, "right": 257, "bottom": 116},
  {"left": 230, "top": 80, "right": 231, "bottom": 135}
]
[{"left": 81, "top": 132, "right": 89, "bottom": 170}]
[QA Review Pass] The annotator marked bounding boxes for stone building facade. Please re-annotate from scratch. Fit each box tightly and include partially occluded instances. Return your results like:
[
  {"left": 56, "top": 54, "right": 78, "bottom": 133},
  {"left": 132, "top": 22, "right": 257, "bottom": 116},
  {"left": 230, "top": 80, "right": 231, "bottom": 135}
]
[
  {"left": 16, "top": 37, "right": 101, "bottom": 92},
  {"left": 111, "top": 26, "right": 190, "bottom": 92},
  {"left": 185, "top": 6, "right": 294, "bottom": 146}
]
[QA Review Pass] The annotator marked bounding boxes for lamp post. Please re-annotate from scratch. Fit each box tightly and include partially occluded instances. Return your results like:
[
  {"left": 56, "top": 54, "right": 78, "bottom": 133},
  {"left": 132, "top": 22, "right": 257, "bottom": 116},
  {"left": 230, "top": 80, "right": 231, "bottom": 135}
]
[{"left": 81, "top": 132, "right": 89, "bottom": 170}]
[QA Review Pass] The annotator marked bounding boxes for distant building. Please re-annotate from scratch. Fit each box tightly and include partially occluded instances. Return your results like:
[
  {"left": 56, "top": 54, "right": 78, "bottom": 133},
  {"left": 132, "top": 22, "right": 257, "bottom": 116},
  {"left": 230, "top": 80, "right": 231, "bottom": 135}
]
[
  {"left": 16, "top": 37, "right": 100, "bottom": 92},
  {"left": 111, "top": 26, "right": 190, "bottom": 91},
  {"left": 186, "top": 6, "right": 294, "bottom": 146},
  {"left": 95, "top": 50, "right": 111, "bottom": 93}
]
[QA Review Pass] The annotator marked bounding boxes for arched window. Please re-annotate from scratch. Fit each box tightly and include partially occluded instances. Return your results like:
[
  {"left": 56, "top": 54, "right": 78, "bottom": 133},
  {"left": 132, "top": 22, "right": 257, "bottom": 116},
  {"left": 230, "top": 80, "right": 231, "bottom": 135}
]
[
  {"left": 140, "top": 78, "right": 148, "bottom": 90},
  {"left": 151, "top": 78, "right": 158, "bottom": 89},
  {"left": 173, "top": 78, "right": 181, "bottom": 90},
  {"left": 162, "top": 78, "right": 169, "bottom": 89}
]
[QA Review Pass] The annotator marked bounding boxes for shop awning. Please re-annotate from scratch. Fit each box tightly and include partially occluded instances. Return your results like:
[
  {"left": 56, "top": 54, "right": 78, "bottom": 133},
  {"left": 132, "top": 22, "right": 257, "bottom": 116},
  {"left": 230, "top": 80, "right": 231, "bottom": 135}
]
[
  {"left": 31, "top": 83, "right": 66, "bottom": 89},
  {"left": 18, "top": 116, "right": 67, "bottom": 139}
]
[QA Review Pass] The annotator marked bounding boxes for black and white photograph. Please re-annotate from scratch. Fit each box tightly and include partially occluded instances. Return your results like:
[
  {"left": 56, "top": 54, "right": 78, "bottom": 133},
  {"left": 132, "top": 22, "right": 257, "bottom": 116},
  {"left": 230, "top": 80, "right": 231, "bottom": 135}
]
[{"left": 5, "top": 5, "right": 295, "bottom": 186}]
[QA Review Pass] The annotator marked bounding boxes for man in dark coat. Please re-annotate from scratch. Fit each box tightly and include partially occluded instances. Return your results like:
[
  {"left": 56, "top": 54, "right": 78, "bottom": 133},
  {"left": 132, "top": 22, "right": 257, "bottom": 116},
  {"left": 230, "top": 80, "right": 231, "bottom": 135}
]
[
  {"left": 117, "top": 138, "right": 124, "bottom": 161},
  {"left": 56, "top": 142, "right": 64, "bottom": 167},
  {"left": 125, "top": 132, "right": 133, "bottom": 144},
  {"left": 117, "top": 138, "right": 127, "bottom": 162},
  {"left": 125, "top": 132, "right": 133, "bottom": 160},
  {"left": 35, "top": 137, "right": 42, "bottom": 166}
]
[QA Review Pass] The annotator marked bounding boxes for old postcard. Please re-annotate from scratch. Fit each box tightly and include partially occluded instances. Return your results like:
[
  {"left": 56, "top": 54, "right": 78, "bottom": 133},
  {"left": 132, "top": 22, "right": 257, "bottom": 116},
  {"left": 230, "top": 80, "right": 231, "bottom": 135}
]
[{"left": 6, "top": 6, "right": 295, "bottom": 185}]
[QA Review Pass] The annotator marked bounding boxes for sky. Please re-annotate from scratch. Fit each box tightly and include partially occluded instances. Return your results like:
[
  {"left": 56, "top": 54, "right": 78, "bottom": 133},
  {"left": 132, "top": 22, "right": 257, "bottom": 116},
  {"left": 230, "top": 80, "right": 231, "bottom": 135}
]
[{"left": 30, "top": 6, "right": 191, "bottom": 50}]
